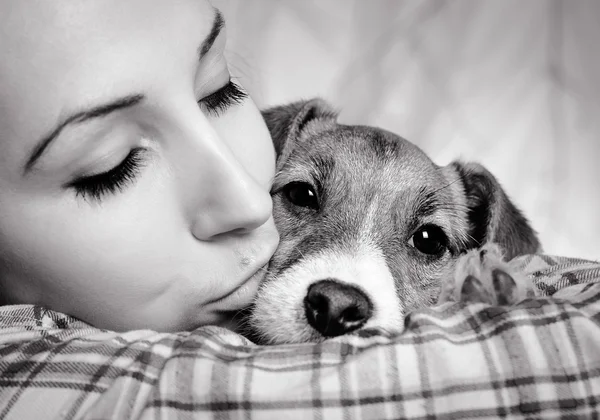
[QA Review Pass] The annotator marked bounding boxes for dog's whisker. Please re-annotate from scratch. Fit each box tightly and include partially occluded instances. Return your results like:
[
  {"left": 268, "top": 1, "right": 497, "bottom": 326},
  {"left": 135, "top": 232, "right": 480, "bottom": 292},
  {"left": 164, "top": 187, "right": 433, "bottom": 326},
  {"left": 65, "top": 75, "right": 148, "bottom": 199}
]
[
  {"left": 256, "top": 264, "right": 271, "bottom": 274},
  {"left": 430, "top": 174, "right": 464, "bottom": 194},
  {"left": 433, "top": 202, "right": 471, "bottom": 211}
]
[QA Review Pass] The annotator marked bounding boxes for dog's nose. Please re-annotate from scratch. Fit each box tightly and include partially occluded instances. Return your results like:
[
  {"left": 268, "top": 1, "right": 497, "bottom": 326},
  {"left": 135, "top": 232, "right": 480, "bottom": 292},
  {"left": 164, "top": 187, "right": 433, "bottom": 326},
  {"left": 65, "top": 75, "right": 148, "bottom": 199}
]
[{"left": 304, "top": 279, "right": 372, "bottom": 337}]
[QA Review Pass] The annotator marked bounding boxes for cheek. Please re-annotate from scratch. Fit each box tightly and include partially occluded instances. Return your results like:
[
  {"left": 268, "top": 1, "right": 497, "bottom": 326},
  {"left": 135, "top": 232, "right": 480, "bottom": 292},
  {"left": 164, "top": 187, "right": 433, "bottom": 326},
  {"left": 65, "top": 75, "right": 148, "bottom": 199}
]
[
  {"left": 0, "top": 187, "right": 177, "bottom": 296},
  {"left": 0, "top": 164, "right": 204, "bottom": 311},
  {"left": 0, "top": 166, "right": 254, "bottom": 330},
  {"left": 212, "top": 100, "right": 276, "bottom": 188},
  {"left": 387, "top": 253, "right": 452, "bottom": 310}
]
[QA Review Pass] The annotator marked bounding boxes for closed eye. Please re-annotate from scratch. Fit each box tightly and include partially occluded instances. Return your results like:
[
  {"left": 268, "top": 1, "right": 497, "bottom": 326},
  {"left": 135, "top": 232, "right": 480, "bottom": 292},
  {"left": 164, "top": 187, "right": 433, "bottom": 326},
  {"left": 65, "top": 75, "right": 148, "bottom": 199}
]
[
  {"left": 67, "top": 147, "right": 148, "bottom": 202},
  {"left": 198, "top": 80, "right": 247, "bottom": 117}
]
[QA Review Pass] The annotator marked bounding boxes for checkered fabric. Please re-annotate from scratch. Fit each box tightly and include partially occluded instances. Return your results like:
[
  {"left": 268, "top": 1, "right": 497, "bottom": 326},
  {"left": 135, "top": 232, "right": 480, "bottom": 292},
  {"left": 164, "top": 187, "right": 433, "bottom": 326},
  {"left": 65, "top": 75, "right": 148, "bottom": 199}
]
[{"left": 1, "top": 254, "right": 599, "bottom": 419}]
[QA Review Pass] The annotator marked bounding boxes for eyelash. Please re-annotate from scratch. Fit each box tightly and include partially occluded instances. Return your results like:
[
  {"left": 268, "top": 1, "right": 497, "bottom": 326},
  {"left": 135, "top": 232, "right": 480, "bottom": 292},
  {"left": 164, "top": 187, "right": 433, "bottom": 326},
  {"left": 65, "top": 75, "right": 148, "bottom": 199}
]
[
  {"left": 69, "top": 148, "right": 146, "bottom": 201},
  {"left": 69, "top": 81, "right": 246, "bottom": 202},
  {"left": 198, "top": 80, "right": 248, "bottom": 117}
]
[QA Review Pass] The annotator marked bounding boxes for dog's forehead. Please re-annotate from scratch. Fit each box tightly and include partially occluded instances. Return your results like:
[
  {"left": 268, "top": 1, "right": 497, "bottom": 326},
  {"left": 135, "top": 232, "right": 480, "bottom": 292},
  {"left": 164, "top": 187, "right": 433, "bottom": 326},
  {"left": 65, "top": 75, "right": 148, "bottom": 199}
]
[
  {"left": 292, "top": 125, "right": 442, "bottom": 187},
  {"left": 277, "top": 124, "right": 464, "bottom": 238}
]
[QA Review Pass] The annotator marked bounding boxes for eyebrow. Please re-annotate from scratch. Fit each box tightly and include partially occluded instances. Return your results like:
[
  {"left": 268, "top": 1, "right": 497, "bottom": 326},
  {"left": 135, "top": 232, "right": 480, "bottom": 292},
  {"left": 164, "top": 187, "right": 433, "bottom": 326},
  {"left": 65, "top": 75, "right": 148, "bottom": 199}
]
[
  {"left": 23, "top": 95, "right": 145, "bottom": 174},
  {"left": 199, "top": 9, "right": 224, "bottom": 58},
  {"left": 23, "top": 9, "right": 225, "bottom": 175},
  {"left": 412, "top": 187, "right": 440, "bottom": 219}
]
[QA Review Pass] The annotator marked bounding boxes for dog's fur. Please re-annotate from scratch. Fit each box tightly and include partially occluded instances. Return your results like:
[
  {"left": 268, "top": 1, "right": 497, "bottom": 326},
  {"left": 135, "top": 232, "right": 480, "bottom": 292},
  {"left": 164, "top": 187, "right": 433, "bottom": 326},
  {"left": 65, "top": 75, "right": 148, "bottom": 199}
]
[{"left": 247, "top": 98, "right": 541, "bottom": 345}]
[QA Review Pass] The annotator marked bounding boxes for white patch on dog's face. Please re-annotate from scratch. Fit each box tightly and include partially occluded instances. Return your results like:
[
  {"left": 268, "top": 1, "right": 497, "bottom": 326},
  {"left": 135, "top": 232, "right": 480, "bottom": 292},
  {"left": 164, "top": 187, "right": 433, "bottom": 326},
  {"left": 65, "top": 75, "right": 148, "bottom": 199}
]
[
  {"left": 358, "top": 199, "right": 379, "bottom": 245},
  {"left": 250, "top": 241, "right": 403, "bottom": 344}
]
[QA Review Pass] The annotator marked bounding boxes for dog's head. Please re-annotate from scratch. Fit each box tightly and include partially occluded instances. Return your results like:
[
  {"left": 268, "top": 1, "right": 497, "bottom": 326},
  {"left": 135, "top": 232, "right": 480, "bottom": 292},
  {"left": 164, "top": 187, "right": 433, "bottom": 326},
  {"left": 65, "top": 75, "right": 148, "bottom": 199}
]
[{"left": 249, "top": 98, "right": 540, "bottom": 344}]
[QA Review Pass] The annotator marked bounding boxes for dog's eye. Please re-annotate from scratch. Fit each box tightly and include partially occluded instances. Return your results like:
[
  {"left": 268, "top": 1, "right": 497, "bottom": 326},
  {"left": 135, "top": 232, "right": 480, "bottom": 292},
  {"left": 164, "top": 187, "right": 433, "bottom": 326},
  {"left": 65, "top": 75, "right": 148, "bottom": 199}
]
[
  {"left": 282, "top": 182, "right": 319, "bottom": 210},
  {"left": 409, "top": 224, "right": 448, "bottom": 255}
]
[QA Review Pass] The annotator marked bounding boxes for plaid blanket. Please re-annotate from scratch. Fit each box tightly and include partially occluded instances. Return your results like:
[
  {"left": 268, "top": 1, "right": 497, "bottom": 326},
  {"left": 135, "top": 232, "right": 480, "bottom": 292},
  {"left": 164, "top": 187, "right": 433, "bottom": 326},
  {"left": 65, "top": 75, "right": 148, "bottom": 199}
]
[{"left": 0, "top": 254, "right": 599, "bottom": 419}]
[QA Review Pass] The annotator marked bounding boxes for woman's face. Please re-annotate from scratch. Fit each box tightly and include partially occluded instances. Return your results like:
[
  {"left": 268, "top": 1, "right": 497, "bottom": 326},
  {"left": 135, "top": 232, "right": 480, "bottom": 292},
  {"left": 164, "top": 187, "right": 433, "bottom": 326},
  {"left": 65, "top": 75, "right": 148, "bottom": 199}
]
[{"left": 0, "top": 0, "right": 279, "bottom": 331}]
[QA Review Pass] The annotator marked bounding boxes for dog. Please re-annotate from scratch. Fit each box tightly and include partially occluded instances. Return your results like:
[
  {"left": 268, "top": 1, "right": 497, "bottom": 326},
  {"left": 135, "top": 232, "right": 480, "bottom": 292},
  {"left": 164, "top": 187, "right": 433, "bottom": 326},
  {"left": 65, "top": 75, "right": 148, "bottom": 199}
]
[{"left": 246, "top": 98, "right": 541, "bottom": 345}]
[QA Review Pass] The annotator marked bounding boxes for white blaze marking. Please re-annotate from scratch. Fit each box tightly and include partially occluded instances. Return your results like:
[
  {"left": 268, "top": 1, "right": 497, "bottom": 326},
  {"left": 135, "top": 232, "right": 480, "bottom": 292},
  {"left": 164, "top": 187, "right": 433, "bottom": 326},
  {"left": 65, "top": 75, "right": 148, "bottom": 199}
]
[{"left": 252, "top": 240, "right": 403, "bottom": 344}]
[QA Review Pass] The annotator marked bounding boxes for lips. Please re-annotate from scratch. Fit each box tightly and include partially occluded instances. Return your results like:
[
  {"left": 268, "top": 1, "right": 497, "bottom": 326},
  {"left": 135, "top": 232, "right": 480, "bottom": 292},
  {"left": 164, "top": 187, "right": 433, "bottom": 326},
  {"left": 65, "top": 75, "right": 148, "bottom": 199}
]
[
  {"left": 207, "top": 262, "right": 269, "bottom": 311},
  {"left": 207, "top": 222, "right": 279, "bottom": 311}
]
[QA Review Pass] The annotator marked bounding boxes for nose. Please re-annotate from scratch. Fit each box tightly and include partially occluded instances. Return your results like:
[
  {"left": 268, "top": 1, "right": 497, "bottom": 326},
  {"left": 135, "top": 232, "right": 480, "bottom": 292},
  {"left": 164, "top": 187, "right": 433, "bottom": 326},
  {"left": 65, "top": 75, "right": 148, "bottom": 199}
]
[
  {"left": 304, "top": 279, "right": 372, "bottom": 337},
  {"left": 191, "top": 158, "right": 273, "bottom": 240}
]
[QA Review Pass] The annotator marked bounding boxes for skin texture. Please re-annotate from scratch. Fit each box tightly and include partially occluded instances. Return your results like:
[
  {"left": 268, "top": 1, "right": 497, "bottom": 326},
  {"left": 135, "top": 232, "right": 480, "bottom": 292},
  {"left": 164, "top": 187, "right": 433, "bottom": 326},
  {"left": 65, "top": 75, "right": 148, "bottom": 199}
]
[{"left": 0, "top": 0, "right": 279, "bottom": 332}]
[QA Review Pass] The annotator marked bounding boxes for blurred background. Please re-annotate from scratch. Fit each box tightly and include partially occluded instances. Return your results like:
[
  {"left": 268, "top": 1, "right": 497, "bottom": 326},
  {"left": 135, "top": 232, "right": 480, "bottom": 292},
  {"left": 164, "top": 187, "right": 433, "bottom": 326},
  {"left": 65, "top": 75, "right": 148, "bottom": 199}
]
[{"left": 213, "top": 0, "right": 600, "bottom": 260}]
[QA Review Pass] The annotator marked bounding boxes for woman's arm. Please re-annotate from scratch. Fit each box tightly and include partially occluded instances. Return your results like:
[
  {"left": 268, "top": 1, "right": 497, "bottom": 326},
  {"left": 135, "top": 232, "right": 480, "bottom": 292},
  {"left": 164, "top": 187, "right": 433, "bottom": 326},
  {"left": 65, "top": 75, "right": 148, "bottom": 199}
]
[{"left": 1, "top": 254, "right": 599, "bottom": 420}]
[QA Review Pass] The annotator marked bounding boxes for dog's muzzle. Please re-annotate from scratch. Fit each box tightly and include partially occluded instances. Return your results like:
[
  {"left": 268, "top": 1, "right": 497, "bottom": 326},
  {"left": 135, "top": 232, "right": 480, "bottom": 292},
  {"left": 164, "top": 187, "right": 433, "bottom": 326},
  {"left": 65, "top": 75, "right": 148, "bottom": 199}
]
[{"left": 303, "top": 279, "right": 373, "bottom": 337}]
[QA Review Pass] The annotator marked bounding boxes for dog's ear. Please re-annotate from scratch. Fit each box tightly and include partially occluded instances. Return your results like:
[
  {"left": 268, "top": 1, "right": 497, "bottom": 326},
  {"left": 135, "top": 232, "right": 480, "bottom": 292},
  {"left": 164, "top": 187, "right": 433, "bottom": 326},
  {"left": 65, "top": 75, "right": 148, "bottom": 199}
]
[
  {"left": 261, "top": 98, "right": 338, "bottom": 166},
  {"left": 450, "top": 161, "right": 541, "bottom": 260}
]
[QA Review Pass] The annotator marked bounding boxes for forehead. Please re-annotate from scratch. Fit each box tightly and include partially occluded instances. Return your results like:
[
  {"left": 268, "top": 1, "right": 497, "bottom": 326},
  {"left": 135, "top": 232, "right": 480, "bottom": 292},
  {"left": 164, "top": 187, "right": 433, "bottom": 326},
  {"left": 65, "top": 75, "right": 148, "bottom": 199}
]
[
  {"left": 0, "top": 0, "right": 215, "bottom": 173},
  {"left": 286, "top": 125, "right": 443, "bottom": 190}
]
